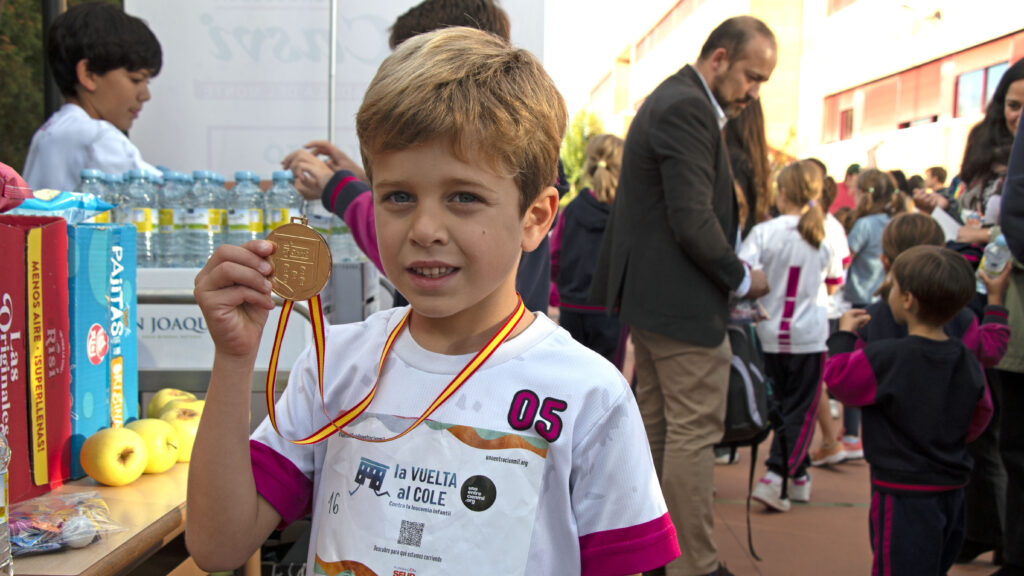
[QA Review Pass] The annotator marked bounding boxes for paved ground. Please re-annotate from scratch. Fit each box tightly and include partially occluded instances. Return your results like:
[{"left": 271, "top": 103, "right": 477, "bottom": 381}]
[{"left": 711, "top": 440, "right": 1002, "bottom": 575}]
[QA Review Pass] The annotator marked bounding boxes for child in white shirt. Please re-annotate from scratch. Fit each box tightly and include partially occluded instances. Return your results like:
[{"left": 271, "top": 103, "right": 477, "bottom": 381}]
[
  {"left": 740, "top": 160, "right": 845, "bottom": 512},
  {"left": 187, "top": 27, "right": 679, "bottom": 576},
  {"left": 23, "top": 2, "right": 161, "bottom": 191}
]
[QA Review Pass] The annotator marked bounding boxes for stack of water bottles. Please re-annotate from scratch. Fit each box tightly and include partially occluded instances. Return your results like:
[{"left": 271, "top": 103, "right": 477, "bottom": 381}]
[{"left": 74, "top": 168, "right": 366, "bottom": 268}]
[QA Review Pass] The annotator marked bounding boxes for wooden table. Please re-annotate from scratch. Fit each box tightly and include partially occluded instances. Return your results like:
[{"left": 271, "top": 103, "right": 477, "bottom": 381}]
[{"left": 14, "top": 464, "right": 259, "bottom": 576}]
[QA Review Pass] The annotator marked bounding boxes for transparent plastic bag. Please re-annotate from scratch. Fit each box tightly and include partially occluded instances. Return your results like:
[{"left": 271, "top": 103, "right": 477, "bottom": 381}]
[{"left": 10, "top": 491, "right": 125, "bottom": 556}]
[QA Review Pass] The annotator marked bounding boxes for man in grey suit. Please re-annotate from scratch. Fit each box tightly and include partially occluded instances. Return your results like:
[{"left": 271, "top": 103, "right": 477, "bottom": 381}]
[{"left": 592, "top": 16, "right": 776, "bottom": 576}]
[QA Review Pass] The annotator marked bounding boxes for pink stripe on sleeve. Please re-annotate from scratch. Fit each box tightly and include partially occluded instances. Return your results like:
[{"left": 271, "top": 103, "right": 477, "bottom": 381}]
[
  {"left": 342, "top": 192, "right": 385, "bottom": 273},
  {"left": 823, "top": 350, "right": 878, "bottom": 407},
  {"left": 250, "top": 440, "right": 314, "bottom": 525},
  {"left": 579, "top": 512, "right": 680, "bottom": 576},
  {"left": 967, "top": 382, "right": 994, "bottom": 443},
  {"left": 329, "top": 176, "right": 361, "bottom": 212},
  {"left": 825, "top": 277, "right": 844, "bottom": 286}
]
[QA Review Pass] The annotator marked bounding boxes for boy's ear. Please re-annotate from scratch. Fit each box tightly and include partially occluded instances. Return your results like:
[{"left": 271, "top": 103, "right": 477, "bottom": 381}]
[
  {"left": 521, "top": 186, "right": 558, "bottom": 253},
  {"left": 901, "top": 289, "right": 916, "bottom": 315},
  {"left": 880, "top": 254, "right": 891, "bottom": 270},
  {"left": 76, "top": 59, "right": 98, "bottom": 93}
]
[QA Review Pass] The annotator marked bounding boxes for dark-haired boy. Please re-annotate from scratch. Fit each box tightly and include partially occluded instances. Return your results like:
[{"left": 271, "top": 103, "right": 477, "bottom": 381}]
[
  {"left": 23, "top": 2, "right": 162, "bottom": 191},
  {"left": 824, "top": 245, "right": 995, "bottom": 574}
]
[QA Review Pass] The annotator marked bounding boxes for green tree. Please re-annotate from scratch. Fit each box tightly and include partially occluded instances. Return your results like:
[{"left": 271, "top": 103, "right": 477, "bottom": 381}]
[
  {"left": 559, "top": 109, "right": 603, "bottom": 204},
  {"left": 0, "top": 0, "right": 44, "bottom": 173},
  {"left": 0, "top": 0, "right": 121, "bottom": 174}
]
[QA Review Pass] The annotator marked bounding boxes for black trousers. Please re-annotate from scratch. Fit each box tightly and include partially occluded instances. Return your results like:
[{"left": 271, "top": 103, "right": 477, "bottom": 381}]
[
  {"left": 558, "top": 308, "right": 627, "bottom": 369},
  {"left": 963, "top": 369, "right": 1005, "bottom": 548},
  {"left": 764, "top": 352, "right": 823, "bottom": 479},
  {"left": 999, "top": 369, "right": 1024, "bottom": 567},
  {"left": 870, "top": 488, "right": 965, "bottom": 575}
]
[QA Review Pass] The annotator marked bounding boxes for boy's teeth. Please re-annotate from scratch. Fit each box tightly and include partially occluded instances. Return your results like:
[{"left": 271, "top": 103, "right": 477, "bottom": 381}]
[{"left": 414, "top": 267, "right": 453, "bottom": 278}]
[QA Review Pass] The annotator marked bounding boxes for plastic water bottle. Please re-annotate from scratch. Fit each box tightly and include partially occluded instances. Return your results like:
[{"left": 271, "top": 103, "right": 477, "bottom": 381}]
[
  {"left": 0, "top": 429, "right": 12, "bottom": 575},
  {"left": 124, "top": 170, "right": 159, "bottom": 267},
  {"left": 183, "top": 171, "right": 223, "bottom": 267},
  {"left": 227, "top": 171, "right": 265, "bottom": 245},
  {"left": 157, "top": 171, "right": 188, "bottom": 267},
  {"left": 77, "top": 169, "right": 109, "bottom": 223},
  {"left": 265, "top": 171, "right": 303, "bottom": 232},
  {"left": 982, "top": 235, "right": 1011, "bottom": 277},
  {"left": 101, "top": 173, "right": 123, "bottom": 223},
  {"left": 212, "top": 172, "right": 229, "bottom": 246}
]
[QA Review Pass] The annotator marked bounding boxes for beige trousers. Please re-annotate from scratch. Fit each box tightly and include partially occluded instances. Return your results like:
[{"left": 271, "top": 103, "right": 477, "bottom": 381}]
[{"left": 632, "top": 328, "right": 730, "bottom": 576}]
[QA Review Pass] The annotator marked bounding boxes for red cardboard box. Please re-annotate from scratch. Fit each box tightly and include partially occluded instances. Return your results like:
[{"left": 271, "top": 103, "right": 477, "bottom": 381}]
[{"left": 0, "top": 215, "right": 72, "bottom": 503}]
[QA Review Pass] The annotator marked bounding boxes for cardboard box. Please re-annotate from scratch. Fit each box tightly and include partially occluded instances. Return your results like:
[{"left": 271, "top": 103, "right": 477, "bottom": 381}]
[
  {"left": 67, "top": 223, "right": 139, "bottom": 479},
  {"left": 0, "top": 215, "right": 72, "bottom": 503}
]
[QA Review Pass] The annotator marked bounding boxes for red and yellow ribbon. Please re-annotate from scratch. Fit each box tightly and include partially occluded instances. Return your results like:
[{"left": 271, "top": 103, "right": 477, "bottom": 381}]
[{"left": 266, "top": 294, "right": 526, "bottom": 445}]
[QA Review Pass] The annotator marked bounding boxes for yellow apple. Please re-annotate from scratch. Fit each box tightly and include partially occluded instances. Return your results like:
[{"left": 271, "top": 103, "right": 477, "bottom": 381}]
[
  {"left": 80, "top": 427, "right": 148, "bottom": 486},
  {"left": 161, "top": 406, "right": 202, "bottom": 462},
  {"left": 126, "top": 418, "right": 180, "bottom": 474},
  {"left": 147, "top": 388, "right": 196, "bottom": 418},
  {"left": 160, "top": 398, "right": 205, "bottom": 418}
]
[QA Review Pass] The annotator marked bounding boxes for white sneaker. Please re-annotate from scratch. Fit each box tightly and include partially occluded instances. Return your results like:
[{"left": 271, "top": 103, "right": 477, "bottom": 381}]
[
  {"left": 790, "top": 474, "right": 812, "bottom": 502},
  {"left": 752, "top": 475, "right": 791, "bottom": 512}
]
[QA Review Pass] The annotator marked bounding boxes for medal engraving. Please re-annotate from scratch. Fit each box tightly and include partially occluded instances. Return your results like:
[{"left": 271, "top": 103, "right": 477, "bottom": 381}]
[{"left": 266, "top": 218, "right": 332, "bottom": 301}]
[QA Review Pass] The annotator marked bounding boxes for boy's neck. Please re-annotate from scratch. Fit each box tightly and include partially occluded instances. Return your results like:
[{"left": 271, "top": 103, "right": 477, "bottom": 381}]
[
  {"left": 406, "top": 296, "right": 533, "bottom": 356},
  {"left": 66, "top": 96, "right": 100, "bottom": 121},
  {"left": 905, "top": 317, "right": 947, "bottom": 341}
]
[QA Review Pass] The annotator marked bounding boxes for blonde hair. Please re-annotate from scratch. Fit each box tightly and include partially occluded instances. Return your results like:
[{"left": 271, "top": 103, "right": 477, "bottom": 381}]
[
  {"left": 852, "top": 168, "right": 906, "bottom": 224},
  {"left": 776, "top": 160, "right": 825, "bottom": 248},
  {"left": 580, "top": 134, "right": 623, "bottom": 203},
  {"left": 356, "top": 27, "right": 567, "bottom": 214}
]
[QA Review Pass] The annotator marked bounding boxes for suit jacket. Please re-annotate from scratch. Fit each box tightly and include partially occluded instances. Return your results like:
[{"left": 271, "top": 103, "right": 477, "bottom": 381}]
[{"left": 591, "top": 65, "right": 746, "bottom": 347}]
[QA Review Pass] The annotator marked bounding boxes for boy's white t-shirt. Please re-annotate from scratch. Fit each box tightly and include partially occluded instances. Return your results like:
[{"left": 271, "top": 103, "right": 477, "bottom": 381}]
[
  {"left": 22, "top": 103, "right": 157, "bottom": 191},
  {"left": 249, "top": 308, "right": 677, "bottom": 576},
  {"left": 740, "top": 215, "right": 845, "bottom": 353},
  {"left": 824, "top": 213, "right": 851, "bottom": 319}
]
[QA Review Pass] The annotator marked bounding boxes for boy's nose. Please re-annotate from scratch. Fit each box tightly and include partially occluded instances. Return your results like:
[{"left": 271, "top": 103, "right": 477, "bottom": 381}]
[
  {"left": 140, "top": 82, "right": 151, "bottom": 102},
  {"left": 408, "top": 205, "right": 448, "bottom": 246}
]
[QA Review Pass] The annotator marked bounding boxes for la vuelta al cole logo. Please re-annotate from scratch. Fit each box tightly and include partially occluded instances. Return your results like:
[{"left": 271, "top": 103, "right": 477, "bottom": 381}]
[{"left": 350, "top": 457, "right": 390, "bottom": 497}]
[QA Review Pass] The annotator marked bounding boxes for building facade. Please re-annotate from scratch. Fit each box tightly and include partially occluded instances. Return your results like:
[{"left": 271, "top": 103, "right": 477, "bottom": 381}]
[{"left": 582, "top": 0, "right": 1024, "bottom": 181}]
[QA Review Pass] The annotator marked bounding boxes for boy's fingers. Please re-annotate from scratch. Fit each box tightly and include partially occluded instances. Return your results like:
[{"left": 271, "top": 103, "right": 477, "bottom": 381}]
[
  {"left": 202, "top": 260, "right": 273, "bottom": 295},
  {"left": 219, "top": 285, "right": 276, "bottom": 311}
]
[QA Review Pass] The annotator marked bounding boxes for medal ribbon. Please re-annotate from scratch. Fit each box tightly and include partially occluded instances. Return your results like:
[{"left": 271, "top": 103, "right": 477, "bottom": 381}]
[{"left": 266, "top": 294, "right": 526, "bottom": 445}]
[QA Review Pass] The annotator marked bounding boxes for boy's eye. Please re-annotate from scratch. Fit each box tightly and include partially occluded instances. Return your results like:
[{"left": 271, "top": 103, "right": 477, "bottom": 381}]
[
  {"left": 451, "top": 192, "right": 480, "bottom": 204},
  {"left": 383, "top": 191, "right": 413, "bottom": 204}
]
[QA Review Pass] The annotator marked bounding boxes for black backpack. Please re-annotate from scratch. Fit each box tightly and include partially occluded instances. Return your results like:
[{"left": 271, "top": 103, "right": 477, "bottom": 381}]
[{"left": 717, "top": 322, "right": 786, "bottom": 561}]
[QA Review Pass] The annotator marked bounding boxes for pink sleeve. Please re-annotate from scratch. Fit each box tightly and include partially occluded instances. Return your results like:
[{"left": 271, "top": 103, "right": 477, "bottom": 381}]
[
  {"left": 823, "top": 350, "right": 878, "bottom": 407},
  {"left": 967, "top": 382, "right": 994, "bottom": 443},
  {"left": 579, "top": 513, "right": 680, "bottom": 576},
  {"left": 342, "top": 192, "right": 384, "bottom": 274},
  {"left": 962, "top": 309, "right": 1011, "bottom": 368},
  {"left": 250, "top": 440, "right": 314, "bottom": 526}
]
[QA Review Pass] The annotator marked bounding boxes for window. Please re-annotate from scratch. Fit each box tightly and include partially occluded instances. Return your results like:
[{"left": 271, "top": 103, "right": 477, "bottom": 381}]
[
  {"left": 986, "top": 61, "right": 1009, "bottom": 104},
  {"left": 956, "top": 68, "right": 985, "bottom": 117},
  {"left": 956, "top": 61, "right": 1009, "bottom": 117},
  {"left": 840, "top": 109, "right": 854, "bottom": 140}
]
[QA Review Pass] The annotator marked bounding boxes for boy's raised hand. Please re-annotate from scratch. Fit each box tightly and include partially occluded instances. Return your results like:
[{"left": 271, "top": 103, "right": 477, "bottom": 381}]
[
  {"left": 194, "top": 240, "right": 277, "bottom": 360},
  {"left": 839, "top": 308, "right": 871, "bottom": 332},
  {"left": 979, "top": 264, "right": 1013, "bottom": 307}
]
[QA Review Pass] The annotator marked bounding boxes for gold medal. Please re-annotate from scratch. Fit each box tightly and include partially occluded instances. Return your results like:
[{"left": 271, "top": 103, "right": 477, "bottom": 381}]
[{"left": 265, "top": 217, "right": 332, "bottom": 301}]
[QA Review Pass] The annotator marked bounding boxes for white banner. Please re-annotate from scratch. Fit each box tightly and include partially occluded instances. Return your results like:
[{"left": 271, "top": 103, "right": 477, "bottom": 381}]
[{"left": 125, "top": 0, "right": 544, "bottom": 179}]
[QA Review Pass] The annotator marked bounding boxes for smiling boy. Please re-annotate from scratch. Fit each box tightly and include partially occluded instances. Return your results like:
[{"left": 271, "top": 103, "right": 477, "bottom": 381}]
[
  {"left": 23, "top": 2, "right": 161, "bottom": 192},
  {"left": 188, "top": 27, "right": 679, "bottom": 576}
]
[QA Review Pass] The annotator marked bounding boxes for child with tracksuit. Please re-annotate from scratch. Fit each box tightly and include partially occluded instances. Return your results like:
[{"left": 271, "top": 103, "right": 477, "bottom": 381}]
[{"left": 824, "top": 245, "right": 994, "bottom": 574}]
